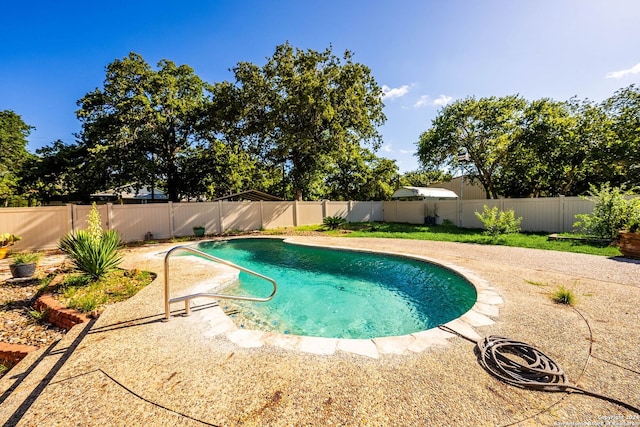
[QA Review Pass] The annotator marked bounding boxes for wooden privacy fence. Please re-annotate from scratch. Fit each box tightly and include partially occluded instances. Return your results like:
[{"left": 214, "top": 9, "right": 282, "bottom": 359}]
[{"left": 0, "top": 197, "right": 601, "bottom": 251}]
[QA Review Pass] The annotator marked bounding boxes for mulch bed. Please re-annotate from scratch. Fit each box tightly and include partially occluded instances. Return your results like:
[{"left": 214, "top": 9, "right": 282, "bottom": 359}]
[{"left": 0, "top": 255, "right": 69, "bottom": 377}]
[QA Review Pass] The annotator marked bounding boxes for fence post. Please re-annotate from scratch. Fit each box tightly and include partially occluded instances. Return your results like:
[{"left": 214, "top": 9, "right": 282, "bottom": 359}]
[
  {"left": 322, "top": 200, "right": 327, "bottom": 220},
  {"left": 168, "top": 201, "right": 174, "bottom": 238},
  {"left": 67, "top": 204, "right": 75, "bottom": 234},
  {"left": 106, "top": 203, "right": 113, "bottom": 230},
  {"left": 293, "top": 201, "right": 299, "bottom": 227},
  {"left": 260, "top": 201, "right": 264, "bottom": 230},
  {"left": 559, "top": 195, "right": 565, "bottom": 233},
  {"left": 348, "top": 201, "right": 353, "bottom": 223},
  {"left": 218, "top": 200, "right": 224, "bottom": 234}
]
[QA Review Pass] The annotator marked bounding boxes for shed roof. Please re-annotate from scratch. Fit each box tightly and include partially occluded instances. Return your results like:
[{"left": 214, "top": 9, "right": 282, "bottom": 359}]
[
  {"left": 210, "top": 190, "right": 283, "bottom": 202},
  {"left": 391, "top": 186, "right": 459, "bottom": 200}
]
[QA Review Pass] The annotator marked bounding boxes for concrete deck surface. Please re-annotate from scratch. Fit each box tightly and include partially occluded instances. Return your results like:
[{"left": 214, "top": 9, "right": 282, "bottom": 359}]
[{"left": 0, "top": 236, "right": 638, "bottom": 426}]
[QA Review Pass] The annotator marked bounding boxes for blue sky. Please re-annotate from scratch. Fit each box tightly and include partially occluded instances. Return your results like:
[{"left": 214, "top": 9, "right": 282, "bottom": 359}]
[{"left": 2, "top": 0, "right": 639, "bottom": 172}]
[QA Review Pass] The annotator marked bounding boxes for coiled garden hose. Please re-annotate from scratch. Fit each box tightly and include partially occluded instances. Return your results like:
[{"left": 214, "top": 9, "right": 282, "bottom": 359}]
[{"left": 438, "top": 325, "right": 640, "bottom": 415}]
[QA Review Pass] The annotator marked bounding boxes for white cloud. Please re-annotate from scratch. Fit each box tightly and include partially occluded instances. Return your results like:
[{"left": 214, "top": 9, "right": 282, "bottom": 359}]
[
  {"left": 382, "top": 144, "right": 393, "bottom": 153},
  {"left": 433, "top": 94, "right": 453, "bottom": 106},
  {"left": 382, "top": 84, "right": 410, "bottom": 99},
  {"left": 399, "top": 149, "right": 414, "bottom": 155},
  {"left": 606, "top": 63, "right": 640, "bottom": 79},
  {"left": 414, "top": 95, "right": 430, "bottom": 108}
]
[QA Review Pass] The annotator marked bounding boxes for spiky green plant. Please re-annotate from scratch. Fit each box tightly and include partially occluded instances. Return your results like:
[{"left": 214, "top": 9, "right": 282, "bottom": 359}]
[
  {"left": 59, "top": 205, "right": 121, "bottom": 280},
  {"left": 323, "top": 216, "right": 347, "bottom": 230},
  {"left": 59, "top": 230, "right": 122, "bottom": 280},
  {"left": 551, "top": 286, "right": 576, "bottom": 306}
]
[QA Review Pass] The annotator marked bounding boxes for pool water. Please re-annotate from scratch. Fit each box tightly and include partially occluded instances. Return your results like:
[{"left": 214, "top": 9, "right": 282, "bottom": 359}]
[{"left": 197, "top": 239, "right": 477, "bottom": 339}]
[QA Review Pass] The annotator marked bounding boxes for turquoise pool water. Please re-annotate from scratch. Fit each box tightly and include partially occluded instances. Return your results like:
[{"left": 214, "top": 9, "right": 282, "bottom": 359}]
[{"left": 197, "top": 239, "right": 477, "bottom": 339}]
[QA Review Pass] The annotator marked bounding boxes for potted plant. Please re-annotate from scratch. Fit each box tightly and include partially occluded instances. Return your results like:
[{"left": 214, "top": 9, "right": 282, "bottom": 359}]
[
  {"left": 618, "top": 199, "right": 640, "bottom": 259},
  {"left": 193, "top": 226, "right": 205, "bottom": 237},
  {"left": 9, "top": 252, "right": 42, "bottom": 279},
  {"left": 0, "top": 233, "right": 21, "bottom": 260}
]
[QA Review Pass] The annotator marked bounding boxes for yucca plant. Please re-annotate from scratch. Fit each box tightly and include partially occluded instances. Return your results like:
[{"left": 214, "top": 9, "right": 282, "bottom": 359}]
[
  {"left": 59, "top": 230, "right": 122, "bottom": 280},
  {"left": 59, "top": 203, "right": 122, "bottom": 280}
]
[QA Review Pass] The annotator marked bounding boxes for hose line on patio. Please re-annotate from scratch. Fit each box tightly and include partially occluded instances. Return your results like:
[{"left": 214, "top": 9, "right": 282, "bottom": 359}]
[{"left": 438, "top": 324, "right": 640, "bottom": 415}]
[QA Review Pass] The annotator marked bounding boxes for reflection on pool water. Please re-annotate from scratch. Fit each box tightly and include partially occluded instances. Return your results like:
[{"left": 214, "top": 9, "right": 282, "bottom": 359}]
[{"left": 197, "top": 239, "right": 477, "bottom": 339}]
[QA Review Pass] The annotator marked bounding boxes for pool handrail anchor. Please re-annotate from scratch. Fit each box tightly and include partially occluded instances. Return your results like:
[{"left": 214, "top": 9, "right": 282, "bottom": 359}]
[{"left": 163, "top": 245, "right": 277, "bottom": 321}]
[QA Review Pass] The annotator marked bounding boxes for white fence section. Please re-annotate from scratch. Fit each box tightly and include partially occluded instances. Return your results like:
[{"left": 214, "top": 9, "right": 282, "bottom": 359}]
[{"left": 0, "top": 197, "right": 618, "bottom": 251}]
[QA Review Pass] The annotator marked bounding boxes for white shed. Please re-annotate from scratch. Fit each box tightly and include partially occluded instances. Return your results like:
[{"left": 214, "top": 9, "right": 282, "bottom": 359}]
[{"left": 390, "top": 186, "right": 459, "bottom": 200}]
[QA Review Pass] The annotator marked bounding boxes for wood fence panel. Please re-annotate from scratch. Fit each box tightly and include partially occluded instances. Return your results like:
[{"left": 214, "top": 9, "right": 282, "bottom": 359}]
[
  {"left": 222, "top": 202, "right": 261, "bottom": 231},
  {"left": 111, "top": 204, "right": 172, "bottom": 242},
  {"left": 434, "top": 201, "right": 458, "bottom": 224},
  {"left": 325, "top": 202, "right": 349, "bottom": 219},
  {"left": 261, "top": 202, "right": 295, "bottom": 229},
  {"left": 172, "top": 202, "right": 221, "bottom": 236},
  {"left": 0, "top": 206, "right": 71, "bottom": 251},
  {"left": 296, "top": 202, "right": 324, "bottom": 226},
  {"left": 503, "top": 198, "right": 561, "bottom": 232},
  {"left": 350, "top": 201, "right": 383, "bottom": 222}
]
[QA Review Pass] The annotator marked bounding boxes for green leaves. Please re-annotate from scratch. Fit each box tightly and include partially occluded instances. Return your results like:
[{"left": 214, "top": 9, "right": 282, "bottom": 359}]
[
  {"left": 59, "top": 201, "right": 122, "bottom": 280},
  {"left": 417, "top": 87, "right": 640, "bottom": 199},
  {"left": 59, "top": 230, "right": 122, "bottom": 280},
  {"left": 230, "top": 42, "right": 386, "bottom": 200},
  {"left": 573, "top": 183, "right": 639, "bottom": 238},
  {"left": 474, "top": 206, "right": 522, "bottom": 237}
]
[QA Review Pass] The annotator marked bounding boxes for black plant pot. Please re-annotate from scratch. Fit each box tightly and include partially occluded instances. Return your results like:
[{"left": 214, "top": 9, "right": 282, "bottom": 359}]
[{"left": 10, "top": 263, "right": 37, "bottom": 278}]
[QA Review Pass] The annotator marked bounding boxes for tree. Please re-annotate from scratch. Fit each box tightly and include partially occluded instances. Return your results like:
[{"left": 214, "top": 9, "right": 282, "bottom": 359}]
[
  {"left": 603, "top": 84, "right": 640, "bottom": 188},
  {"left": 417, "top": 96, "right": 526, "bottom": 199},
  {"left": 76, "top": 53, "right": 213, "bottom": 202},
  {"left": 20, "top": 140, "right": 90, "bottom": 204},
  {"left": 499, "top": 99, "right": 581, "bottom": 197},
  {"left": 399, "top": 169, "right": 451, "bottom": 188},
  {"left": 229, "top": 42, "right": 386, "bottom": 200},
  {"left": 324, "top": 148, "right": 399, "bottom": 200},
  {"left": 0, "top": 110, "right": 33, "bottom": 206}
]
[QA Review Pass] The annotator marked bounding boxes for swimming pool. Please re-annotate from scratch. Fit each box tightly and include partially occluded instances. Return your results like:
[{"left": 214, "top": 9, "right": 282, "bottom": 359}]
[{"left": 197, "top": 238, "right": 477, "bottom": 339}]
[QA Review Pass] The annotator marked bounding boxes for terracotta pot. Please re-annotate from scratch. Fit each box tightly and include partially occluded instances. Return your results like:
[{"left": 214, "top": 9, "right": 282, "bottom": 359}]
[
  {"left": 10, "top": 263, "right": 37, "bottom": 278},
  {"left": 618, "top": 231, "right": 640, "bottom": 259}
]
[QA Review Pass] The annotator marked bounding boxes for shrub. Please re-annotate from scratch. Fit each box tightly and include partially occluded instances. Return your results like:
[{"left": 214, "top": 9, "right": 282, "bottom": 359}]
[
  {"left": 573, "top": 183, "right": 638, "bottom": 238},
  {"left": 551, "top": 286, "right": 576, "bottom": 306},
  {"left": 59, "top": 204, "right": 122, "bottom": 280},
  {"left": 474, "top": 205, "right": 522, "bottom": 237},
  {"left": 11, "top": 252, "right": 42, "bottom": 265},
  {"left": 627, "top": 198, "right": 640, "bottom": 233},
  {"left": 323, "top": 216, "right": 347, "bottom": 230}
]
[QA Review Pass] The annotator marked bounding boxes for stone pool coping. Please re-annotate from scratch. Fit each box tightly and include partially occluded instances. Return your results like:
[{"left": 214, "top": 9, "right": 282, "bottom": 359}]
[{"left": 188, "top": 236, "right": 503, "bottom": 359}]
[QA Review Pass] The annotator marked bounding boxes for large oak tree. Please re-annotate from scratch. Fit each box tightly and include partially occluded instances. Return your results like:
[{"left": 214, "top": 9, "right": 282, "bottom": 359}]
[
  {"left": 228, "top": 42, "right": 386, "bottom": 200},
  {"left": 76, "top": 53, "right": 213, "bottom": 202}
]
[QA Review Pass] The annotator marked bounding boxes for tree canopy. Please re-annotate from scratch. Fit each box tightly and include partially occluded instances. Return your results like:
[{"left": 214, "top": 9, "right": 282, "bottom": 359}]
[
  {"left": 0, "top": 110, "right": 33, "bottom": 206},
  {"left": 417, "top": 89, "right": 640, "bottom": 198},
  {"left": 228, "top": 42, "right": 386, "bottom": 200},
  {"left": 76, "top": 53, "right": 213, "bottom": 202}
]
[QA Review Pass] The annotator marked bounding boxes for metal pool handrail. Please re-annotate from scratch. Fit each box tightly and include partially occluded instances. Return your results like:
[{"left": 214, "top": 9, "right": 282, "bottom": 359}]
[{"left": 164, "top": 245, "right": 277, "bottom": 321}]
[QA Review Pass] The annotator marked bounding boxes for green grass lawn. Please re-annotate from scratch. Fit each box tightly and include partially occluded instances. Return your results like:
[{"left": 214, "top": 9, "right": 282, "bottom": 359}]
[{"left": 278, "top": 222, "right": 621, "bottom": 257}]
